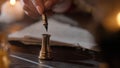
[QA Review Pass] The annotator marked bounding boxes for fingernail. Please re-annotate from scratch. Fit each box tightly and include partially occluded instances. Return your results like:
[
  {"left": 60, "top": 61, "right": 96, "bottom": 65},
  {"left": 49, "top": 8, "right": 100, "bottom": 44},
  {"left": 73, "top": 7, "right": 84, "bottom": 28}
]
[
  {"left": 24, "top": 11, "right": 29, "bottom": 15},
  {"left": 36, "top": 6, "right": 43, "bottom": 14}
]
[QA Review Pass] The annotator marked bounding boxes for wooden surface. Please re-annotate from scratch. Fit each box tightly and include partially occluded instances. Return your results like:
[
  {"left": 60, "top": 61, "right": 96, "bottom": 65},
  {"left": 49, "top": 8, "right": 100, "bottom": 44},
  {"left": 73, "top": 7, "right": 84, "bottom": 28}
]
[{"left": 9, "top": 41, "right": 100, "bottom": 68}]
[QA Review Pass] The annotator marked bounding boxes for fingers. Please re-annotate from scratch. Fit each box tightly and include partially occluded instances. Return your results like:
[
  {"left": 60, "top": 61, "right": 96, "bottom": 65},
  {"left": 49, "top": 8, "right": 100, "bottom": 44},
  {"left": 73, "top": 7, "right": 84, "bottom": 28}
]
[
  {"left": 31, "top": 0, "right": 44, "bottom": 14},
  {"left": 23, "top": 0, "right": 40, "bottom": 18},
  {"left": 45, "top": 0, "right": 55, "bottom": 9},
  {"left": 22, "top": 0, "right": 57, "bottom": 16},
  {"left": 31, "top": 0, "right": 56, "bottom": 14},
  {"left": 45, "top": 0, "right": 58, "bottom": 10},
  {"left": 23, "top": 5, "right": 40, "bottom": 19}
]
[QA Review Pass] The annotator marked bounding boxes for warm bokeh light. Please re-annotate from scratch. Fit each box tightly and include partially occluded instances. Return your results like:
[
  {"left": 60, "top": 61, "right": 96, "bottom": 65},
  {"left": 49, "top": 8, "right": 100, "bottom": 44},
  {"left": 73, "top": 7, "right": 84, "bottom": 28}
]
[
  {"left": 117, "top": 12, "right": 120, "bottom": 26},
  {"left": 10, "top": 0, "right": 16, "bottom": 5}
]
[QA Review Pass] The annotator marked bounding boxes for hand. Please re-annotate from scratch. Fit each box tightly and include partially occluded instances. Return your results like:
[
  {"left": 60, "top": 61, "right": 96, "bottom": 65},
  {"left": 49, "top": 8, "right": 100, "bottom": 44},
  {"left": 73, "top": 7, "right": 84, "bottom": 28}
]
[{"left": 21, "top": 0, "right": 58, "bottom": 19}]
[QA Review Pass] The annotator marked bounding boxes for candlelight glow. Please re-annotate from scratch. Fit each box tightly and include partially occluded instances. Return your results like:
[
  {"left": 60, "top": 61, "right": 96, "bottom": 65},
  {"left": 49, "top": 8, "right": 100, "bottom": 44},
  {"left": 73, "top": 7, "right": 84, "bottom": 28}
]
[
  {"left": 117, "top": 12, "right": 120, "bottom": 26},
  {"left": 10, "top": 0, "right": 16, "bottom": 5}
]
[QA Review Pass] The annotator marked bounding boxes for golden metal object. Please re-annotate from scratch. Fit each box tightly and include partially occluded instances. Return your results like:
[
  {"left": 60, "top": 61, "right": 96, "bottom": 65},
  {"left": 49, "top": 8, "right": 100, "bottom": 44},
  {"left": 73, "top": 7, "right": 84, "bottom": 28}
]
[
  {"left": 39, "top": 34, "right": 52, "bottom": 60},
  {"left": 42, "top": 14, "right": 48, "bottom": 31}
]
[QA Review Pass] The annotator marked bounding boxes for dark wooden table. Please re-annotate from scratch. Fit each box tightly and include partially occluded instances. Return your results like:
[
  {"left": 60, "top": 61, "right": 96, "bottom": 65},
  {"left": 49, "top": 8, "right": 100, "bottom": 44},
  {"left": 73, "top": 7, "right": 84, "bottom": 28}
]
[{"left": 9, "top": 40, "right": 100, "bottom": 68}]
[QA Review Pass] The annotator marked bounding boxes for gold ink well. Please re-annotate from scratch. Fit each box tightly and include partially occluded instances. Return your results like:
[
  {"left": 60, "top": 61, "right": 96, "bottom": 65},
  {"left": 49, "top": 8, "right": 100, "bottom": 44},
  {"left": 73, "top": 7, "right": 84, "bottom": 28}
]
[{"left": 39, "top": 34, "right": 52, "bottom": 60}]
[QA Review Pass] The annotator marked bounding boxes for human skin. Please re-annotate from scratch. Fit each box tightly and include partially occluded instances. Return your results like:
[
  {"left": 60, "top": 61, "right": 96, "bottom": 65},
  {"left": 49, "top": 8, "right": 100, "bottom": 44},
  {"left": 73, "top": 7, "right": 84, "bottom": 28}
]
[{"left": 21, "top": 0, "right": 58, "bottom": 19}]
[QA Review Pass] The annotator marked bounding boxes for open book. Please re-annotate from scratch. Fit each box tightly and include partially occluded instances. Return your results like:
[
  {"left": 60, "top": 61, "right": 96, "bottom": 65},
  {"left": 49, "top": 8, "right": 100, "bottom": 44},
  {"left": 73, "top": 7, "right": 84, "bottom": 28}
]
[{"left": 9, "top": 15, "right": 97, "bottom": 51}]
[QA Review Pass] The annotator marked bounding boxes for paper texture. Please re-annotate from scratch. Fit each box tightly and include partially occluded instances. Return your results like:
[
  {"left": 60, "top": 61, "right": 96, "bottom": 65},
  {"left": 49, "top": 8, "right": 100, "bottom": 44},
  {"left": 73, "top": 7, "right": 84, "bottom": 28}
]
[{"left": 9, "top": 16, "right": 96, "bottom": 49}]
